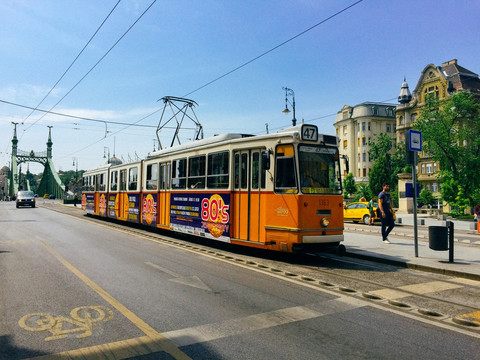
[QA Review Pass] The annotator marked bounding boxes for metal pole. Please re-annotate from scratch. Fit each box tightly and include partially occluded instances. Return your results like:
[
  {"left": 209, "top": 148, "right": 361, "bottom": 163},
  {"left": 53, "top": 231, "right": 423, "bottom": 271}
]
[
  {"left": 447, "top": 221, "right": 454, "bottom": 263},
  {"left": 412, "top": 151, "right": 418, "bottom": 257}
]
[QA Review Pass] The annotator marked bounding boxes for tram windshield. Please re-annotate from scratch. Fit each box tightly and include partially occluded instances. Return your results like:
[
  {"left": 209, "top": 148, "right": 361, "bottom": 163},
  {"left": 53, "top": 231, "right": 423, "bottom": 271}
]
[{"left": 299, "top": 145, "right": 342, "bottom": 195}]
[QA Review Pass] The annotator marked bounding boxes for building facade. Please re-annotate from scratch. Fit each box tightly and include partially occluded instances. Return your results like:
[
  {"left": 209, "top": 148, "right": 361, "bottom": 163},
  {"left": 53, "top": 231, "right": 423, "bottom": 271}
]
[
  {"left": 395, "top": 59, "right": 480, "bottom": 205},
  {"left": 334, "top": 102, "right": 396, "bottom": 183}
]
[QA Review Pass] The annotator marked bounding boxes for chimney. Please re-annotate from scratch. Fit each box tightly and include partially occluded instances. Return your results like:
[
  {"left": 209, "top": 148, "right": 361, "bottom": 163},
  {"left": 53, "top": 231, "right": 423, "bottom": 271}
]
[{"left": 442, "top": 59, "right": 458, "bottom": 67}]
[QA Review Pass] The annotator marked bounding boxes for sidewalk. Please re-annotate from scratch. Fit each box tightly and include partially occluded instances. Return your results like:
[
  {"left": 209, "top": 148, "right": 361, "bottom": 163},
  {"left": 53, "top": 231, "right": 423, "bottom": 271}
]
[{"left": 344, "top": 214, "right": 480, "bottom": 281}]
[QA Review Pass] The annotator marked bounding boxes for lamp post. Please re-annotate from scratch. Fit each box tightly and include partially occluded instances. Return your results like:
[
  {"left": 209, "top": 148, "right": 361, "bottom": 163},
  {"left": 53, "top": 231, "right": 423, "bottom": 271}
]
[{"left": 282, "top": 87, "right": 296, "bottom": 127}]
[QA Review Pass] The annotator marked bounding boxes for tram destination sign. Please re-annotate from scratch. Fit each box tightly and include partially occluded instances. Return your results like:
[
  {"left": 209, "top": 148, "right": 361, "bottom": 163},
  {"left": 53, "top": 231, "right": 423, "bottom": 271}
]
[{"left": 301, "top": 124, "right": 318, "bottom": 142}]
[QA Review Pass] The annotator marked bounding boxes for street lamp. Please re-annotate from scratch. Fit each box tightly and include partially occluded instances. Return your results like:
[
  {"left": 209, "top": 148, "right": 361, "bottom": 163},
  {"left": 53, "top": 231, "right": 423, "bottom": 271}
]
[{"left": 282, "top": 87, "right": 296, "bottom": 127}]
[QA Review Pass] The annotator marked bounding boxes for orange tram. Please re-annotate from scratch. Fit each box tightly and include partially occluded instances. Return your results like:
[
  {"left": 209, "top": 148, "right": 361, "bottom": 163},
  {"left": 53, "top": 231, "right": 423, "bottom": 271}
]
[{"left": 82, "top": 124, "right": 347, "bottom": 254}]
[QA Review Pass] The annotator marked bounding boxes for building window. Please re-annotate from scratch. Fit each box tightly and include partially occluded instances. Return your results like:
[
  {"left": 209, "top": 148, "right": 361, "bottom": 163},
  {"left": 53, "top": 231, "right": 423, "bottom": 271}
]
[
  {"left": 343, "top": 125, "right": 347, "bottom": 135},
  {"left": 343, "top": 140, "right": 348, "bottom": 149},
  {"left": 368, "top": 122, "right": 371, "bottom": 131},
  {"left": 362, "top": 152, "right": 366, "bottom": 162},
  {"left": 421, "top": 164, "right": 425, "bottom": 174},
  {"left": 363, "top": 168, "right": 367, "bottom": 177},
  {"left": 358, "top": 138, "right": 360, "bottom": 147},
  {"left": 399, "top": 116, "right": 404, "bottom": 125},
  {"left": 372, "top": 106, "right": 378, "bottom": 115},
  {"left": 362, "top": 122, "right": 366, "bottom": 131},
  {"left": 386, "top": 124, "right": 392, "bottom": 133},
  {"left": 343, "top": 111, "right": 349, "bottom": 119},
  {"left": 362, "top": 137, "right": 366, "bottom": 146},
  {"left": 432, "top": 183, "right": 438, "bottom": 192},
  {"left": 426, "top": 163, "right": 432, "bottom": 174},
  {"left": 433, "top": 163, "right": 438, "bottom": 172}
]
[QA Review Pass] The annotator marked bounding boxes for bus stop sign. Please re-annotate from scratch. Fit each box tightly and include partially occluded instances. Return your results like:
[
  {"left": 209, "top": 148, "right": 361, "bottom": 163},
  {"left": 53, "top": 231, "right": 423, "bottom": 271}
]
[{"left": 408, "top": 130, "right": 422, "bottom": 152}]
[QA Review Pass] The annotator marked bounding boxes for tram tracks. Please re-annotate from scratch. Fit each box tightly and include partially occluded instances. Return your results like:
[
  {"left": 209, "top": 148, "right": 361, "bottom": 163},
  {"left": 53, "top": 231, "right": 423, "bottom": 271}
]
[{"left": 40, "top": 202, "right": 480, "bottom": 332}]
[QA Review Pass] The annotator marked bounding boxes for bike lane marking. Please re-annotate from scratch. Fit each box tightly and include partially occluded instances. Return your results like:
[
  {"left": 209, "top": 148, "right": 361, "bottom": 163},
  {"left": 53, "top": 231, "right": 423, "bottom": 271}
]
[{"left": 39, "top": 240, "right": 191, "bottom": 360}]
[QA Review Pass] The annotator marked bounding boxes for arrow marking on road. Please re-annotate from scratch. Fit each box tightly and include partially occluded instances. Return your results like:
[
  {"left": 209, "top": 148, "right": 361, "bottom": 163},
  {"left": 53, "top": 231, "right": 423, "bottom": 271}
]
[{"left": 146, "top": 262, "right": 212, "bottom": 291}]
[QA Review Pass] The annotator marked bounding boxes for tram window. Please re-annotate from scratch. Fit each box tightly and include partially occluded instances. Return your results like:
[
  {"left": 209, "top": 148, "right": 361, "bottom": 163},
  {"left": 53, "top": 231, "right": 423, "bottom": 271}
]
[
  {"left": 159, "top": 163, "right": 171, "bottom": 190},
  {"left": 234, "top": 153, "right": 240, "bottom": 189},
  {"left": 146, "top": 163, "right": 158, "bottom": 190},
  {"left": 110, "top": 171, "right": 118, "bottom": 191},
  {"left": 207, "top": 151, "right": 229, "bottom": 189},
  {"left": 172, "top": 159, "right": 187, "bottom": 189},
  {"left": 241, "top": 153, "right": 248, "bottom": 189},
  {"left": 261, "top": 151, "right": 267, "bottom": 189},
  {"left": 188, "top": 155, "right": 206, "bottom": 189},
  {"left": 96, "top": 173, "right": 106, "bottom": 191},
  {"left": 128, "top": 167, "right": 138, "bottom": 191},
  {"left": 275, "top": 144, "right": 298, "bottom": 194},
  {"left": 120, "top": 170, "right": 127, "bottom": 191},
  {"left": 252, "top": 152, "right": 259, "bottom": 189}
]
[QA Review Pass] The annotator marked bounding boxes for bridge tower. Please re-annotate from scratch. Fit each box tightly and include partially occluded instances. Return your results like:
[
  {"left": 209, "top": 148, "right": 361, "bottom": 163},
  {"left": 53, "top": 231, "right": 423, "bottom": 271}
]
[{"left": 9, "top": 125, "right": 65, "bottom": 198}]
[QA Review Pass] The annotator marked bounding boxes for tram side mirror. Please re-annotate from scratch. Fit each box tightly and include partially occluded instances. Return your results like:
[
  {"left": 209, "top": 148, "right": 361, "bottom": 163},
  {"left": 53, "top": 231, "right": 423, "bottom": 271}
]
[{"left": 262, "top": 152, "right": 271, "bottom": 171}]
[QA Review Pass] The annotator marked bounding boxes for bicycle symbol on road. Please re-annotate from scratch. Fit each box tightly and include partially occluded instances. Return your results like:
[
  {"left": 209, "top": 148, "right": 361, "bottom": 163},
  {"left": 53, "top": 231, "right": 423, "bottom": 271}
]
[{"left": 18, "top": 305, "right": 113, "bottom": 341}]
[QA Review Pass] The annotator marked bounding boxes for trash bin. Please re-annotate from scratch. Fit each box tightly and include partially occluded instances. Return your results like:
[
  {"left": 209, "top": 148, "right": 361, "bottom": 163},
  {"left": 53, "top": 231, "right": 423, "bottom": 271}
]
[{"left": 429, "top": 226, "right": 448, "bottom": 251}]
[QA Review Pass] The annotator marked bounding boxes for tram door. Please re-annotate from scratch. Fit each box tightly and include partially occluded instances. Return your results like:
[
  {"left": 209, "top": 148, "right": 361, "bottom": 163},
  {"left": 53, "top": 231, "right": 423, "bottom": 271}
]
[
  {"left": 233, "top": 149, "right": 265, "bottom": 242},
  {"left": 157, "top": 162, "right": 171, "bottom": 227}
]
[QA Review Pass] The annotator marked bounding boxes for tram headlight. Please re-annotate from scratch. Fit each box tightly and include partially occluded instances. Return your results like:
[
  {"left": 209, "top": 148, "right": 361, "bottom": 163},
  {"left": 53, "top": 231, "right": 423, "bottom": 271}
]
[{"left": 321, "top": 217, "right": 329, "bottom": 227}]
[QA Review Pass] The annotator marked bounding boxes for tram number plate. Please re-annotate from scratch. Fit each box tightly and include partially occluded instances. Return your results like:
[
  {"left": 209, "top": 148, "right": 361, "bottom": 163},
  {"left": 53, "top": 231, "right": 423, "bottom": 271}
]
[{"left": 301, "top": 125, "right": 318, "bottom": 142}]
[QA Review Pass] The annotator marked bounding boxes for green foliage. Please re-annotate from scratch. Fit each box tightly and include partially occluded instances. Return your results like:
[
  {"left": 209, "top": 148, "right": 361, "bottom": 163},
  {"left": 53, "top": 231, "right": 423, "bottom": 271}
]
[
  {"left": 368, "top": 133, "right": 405, "bottom": 196},
  {"left": 414, "top": 92, "right": 480, "bottom": 209},
  {"left": 343, "top": 172, "right": 357, "bottom": 198},
  {"left": 355, "top": 183, "right": 372, "bottom": 200},
  {"left": 419, "top": 188, "right": 436, "bottom": 207}
]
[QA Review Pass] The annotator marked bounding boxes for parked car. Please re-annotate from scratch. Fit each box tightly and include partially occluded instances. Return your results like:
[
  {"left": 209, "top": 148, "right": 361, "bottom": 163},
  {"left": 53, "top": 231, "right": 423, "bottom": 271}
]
[
  {"left": 16, "top": 191, "right": 36, "bottom": 208},
  {"left": 344, "top": 201, "right": 396, "bottom": 225}
]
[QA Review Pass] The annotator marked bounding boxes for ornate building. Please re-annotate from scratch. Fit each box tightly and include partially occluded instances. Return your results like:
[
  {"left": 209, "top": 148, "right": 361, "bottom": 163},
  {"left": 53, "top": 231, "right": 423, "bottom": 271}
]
[
  {"left": 334, "top": 102, "right": 397, "bottom": 183},
  {"left": 395, "top": 59, "right": 480, "bottom": 204}
]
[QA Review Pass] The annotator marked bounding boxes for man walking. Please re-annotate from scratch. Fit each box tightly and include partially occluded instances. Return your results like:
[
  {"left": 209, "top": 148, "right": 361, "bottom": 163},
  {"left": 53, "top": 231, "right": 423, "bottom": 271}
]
[{"left": 378, "top": 182, "right": 395, "bottom": 243}]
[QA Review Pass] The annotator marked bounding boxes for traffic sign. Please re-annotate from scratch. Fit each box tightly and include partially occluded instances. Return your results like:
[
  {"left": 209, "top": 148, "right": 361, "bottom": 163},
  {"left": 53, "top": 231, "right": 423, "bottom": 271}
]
[
  {"left": 408, "top": 130, "right": 422, "bottom": 152},
  {"left": 474, "top": 204, "right": 480, "bottom": 216}
]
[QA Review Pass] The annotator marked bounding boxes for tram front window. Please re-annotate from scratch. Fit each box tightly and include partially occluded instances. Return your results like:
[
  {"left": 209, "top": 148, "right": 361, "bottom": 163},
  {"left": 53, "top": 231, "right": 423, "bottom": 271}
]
[{"left": 299, "top": 145, "right": 342, "bottom": 195}]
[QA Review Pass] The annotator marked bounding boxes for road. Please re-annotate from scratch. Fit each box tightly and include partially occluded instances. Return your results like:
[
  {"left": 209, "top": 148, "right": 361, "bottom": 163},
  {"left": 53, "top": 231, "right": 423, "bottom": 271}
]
[{"left": 0, "top": 201, "right": 479, "bottom": 359}]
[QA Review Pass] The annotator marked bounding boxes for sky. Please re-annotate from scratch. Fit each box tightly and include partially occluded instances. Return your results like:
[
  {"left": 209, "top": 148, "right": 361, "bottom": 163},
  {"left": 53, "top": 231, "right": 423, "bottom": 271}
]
[{"left": 1, "top": 0, "right": 479, "bottom": 174}]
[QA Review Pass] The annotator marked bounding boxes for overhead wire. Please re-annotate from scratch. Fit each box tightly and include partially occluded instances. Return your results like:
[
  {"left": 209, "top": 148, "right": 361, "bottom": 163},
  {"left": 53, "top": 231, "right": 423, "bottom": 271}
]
[
  {"left": 23, "top": 0, "right": 157, "bottom": 133},
  {"left": 21, "top": 0, "right": 122, "bottom": 128},
  {"left": 63, "top": 0, "right": 367, "bottom": 158},
  {"left": 182, "top": 0, "right": 365, "bottom": 98}
]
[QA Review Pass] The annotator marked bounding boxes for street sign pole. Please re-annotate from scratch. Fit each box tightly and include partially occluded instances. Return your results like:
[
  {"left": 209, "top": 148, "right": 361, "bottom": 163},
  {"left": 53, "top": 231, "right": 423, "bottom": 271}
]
[
  {"left": 412, "top": 151, "right": 418, "bottom": 257},
  {"left": 408, "top": 130, "right": 422, "bottom": 257}
]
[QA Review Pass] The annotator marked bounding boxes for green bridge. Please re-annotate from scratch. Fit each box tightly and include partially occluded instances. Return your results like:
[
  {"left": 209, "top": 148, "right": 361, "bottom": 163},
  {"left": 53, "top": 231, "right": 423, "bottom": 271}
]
[{"left": 9, "top": 124, "right": 65, "bottom": 199}]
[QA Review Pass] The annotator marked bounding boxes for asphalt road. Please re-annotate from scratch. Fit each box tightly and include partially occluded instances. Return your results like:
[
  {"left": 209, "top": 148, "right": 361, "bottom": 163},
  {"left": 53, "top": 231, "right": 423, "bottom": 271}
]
[{"left": 1, "top": 201, "right": 479, "bottom": 359}]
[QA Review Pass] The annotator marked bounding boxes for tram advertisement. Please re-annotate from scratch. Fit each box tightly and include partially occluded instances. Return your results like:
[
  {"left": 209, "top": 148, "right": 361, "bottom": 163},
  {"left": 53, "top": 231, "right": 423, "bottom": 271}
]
[
  {"left": 142, "top": 193, "right": 157, "bottom": 226},
  {"left": 83, "top": 193, "right": 94, "bottom": 214},
  {"left": 107, "top": 193, "right": 140, "bottom": 222},
  {"left": 170, "top": 193, "right": 230, "bottom": 241}
]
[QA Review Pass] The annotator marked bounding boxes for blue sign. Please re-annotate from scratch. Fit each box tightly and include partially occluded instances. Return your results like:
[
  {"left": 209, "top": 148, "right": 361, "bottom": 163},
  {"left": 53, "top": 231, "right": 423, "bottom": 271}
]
[{"left": 408, "top": 130, "right": 422, "bottom": 152}]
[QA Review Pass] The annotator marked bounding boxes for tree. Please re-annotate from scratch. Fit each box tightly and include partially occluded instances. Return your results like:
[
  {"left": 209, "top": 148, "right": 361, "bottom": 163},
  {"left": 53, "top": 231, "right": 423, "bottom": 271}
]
[
  {"left": 355, "top": 183, "right": 372, "bottom": 201},
  {"left": 414, "top": 92, "right": 480, "bottom": 209},
  {"left": 368, "top": 133, "right": 405, "bottom": 196},
  {"left": 343, "top": 172, "right": 356, "bottom": 198},
  {"left": 419, "top": 188, "right": 436, "bottom": 207}
]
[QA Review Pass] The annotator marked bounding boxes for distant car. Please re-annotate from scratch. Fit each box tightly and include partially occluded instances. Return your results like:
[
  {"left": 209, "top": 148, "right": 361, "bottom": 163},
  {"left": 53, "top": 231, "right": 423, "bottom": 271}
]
[
  {"left": 344, "top": 201, "right": 396, "bottom": 225},
  {"left": 16, "top": 191, "right": 36, "bottom": 208}
]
